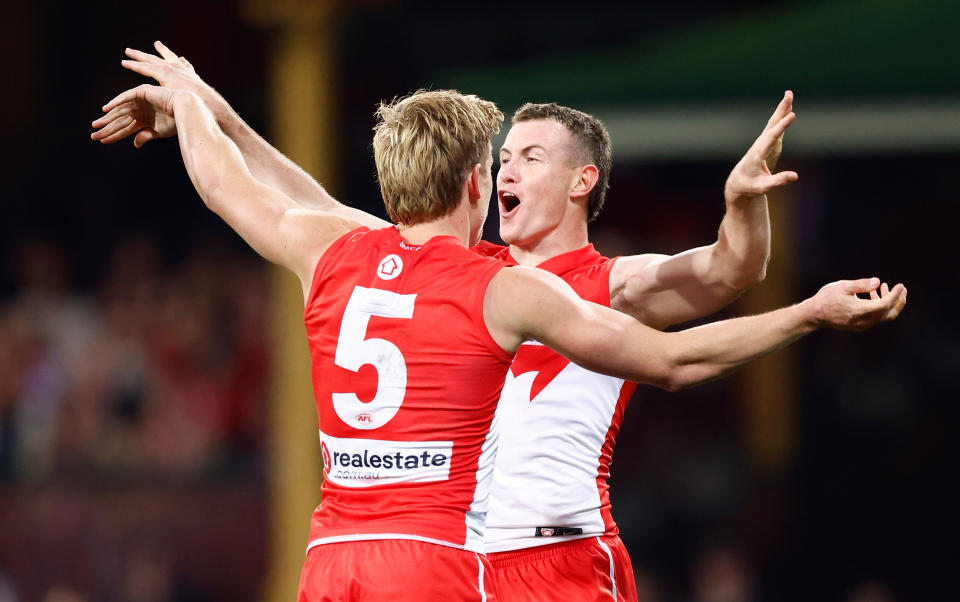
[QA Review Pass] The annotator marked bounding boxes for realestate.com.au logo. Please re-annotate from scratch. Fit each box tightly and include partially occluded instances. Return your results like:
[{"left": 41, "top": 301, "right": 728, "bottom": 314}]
[{"left": 319, "top": 431, "right": 453, "bottom": 487}]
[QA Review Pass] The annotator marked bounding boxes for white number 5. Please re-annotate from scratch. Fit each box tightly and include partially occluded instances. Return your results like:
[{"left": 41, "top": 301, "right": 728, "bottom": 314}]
[{"left": 332, "top": 286, "right": 416, "bottom": 430}]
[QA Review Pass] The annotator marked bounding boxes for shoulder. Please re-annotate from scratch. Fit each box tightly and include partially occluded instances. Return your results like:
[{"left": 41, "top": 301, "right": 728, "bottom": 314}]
[
  {"left": 486, "top": 266, "right": 576, "bottom": 312},
  {"left": 608, "top": 252, "right": 668, "bottom": 295},
  {"left": 561, "top": 252, "right": 621, "bottom": 305},
  {"left": 293, "top": 219, "right": 392, "bottom": 303},
  {"left": 483, "top": 266, "right": 547, "bottom": 353},
  {"left": 608, "top": 252, "right": 661, "bottom": 282}
]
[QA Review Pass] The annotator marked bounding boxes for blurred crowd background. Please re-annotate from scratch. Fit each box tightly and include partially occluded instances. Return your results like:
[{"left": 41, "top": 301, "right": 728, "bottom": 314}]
[{"left": 1, "top": 1, "right": 957, "bottom": 601}]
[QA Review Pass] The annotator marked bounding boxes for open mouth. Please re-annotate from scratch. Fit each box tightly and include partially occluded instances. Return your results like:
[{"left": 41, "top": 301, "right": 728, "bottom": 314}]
[{"left": 500, "top": 191, "right": 520, "bottom": 214}]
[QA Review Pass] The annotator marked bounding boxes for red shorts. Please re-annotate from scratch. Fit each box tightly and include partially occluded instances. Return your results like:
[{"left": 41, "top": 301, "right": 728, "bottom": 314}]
[
  {"left": 489, "top": 535, "right": 637, "bottom": 602},
  {"left": 297, "top": 539, "right": 497, "bottom": 601}
]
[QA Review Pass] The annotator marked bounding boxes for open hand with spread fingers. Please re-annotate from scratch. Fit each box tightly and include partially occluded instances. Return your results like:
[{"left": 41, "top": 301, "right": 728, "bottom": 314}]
[
  {"left": 724, "top": 91, "right": 799, "bottom": 204},
  {"left": 805, "top": 277, "right": 908, "bottom": 332}
]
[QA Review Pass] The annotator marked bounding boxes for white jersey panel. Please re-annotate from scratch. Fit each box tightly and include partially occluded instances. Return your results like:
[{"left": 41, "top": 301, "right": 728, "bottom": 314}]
[
  {"left": 464, "top": 402, "right": 503, "bottom": 551},
  {"left": 484, "top": 342, "right": 625, "bottom": 552}
]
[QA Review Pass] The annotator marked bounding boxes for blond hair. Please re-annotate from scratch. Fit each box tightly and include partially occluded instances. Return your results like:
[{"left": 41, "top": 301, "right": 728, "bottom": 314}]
[{"left": 373, "top": 90, "right": 503, "bottom": 225}]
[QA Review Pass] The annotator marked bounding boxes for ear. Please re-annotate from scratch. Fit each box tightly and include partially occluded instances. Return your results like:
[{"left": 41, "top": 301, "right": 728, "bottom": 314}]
[
  {"left": 466, "top": 163, "right": 483, "bottom": 207},
  {"left": 570, "top": 164, "right": 599, "bottom": 200}
]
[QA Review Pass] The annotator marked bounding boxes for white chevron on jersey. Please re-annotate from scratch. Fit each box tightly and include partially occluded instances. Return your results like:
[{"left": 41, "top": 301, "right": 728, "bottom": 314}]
[
  {"left": 470, "top": 242, "right": 634, "bottom": 553},
  {"left": 484, "top": 341, "right": 629, "bottom": 552}
]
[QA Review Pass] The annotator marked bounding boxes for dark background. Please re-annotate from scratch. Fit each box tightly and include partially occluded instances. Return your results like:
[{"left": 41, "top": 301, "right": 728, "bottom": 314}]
[{"left": 1, "top": 1, "right": 957, "bottom": 601}]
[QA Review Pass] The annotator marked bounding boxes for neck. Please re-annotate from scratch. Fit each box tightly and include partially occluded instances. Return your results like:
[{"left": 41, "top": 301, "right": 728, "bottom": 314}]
[
  {"left": 397, "top": 201, "right": 473, "bottom": 247},
  {"left": 508, "top": 214, "right": 589, "bottom": 266}
]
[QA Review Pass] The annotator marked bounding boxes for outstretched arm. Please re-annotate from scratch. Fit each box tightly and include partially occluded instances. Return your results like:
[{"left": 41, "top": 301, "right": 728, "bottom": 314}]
[
  {"left": 100, "top": 84, "right": 359, "bottom": 298},
  {"left": 609, "top": 92, "right": 798, "bottom": 330},
  {"left": 486, "top": 267, "right": 906, "bottom": 391},
  {"left": 91, "top": 41, "right": 389, "bottom": 230}
]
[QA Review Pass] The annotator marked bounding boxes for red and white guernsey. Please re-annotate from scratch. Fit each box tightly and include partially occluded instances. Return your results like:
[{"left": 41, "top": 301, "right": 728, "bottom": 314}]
[
  {"left": 304, "top": 227, "right": 513, "bottom": 553},
  {"left": 473, "top": 242, "right": 638, "bottom": 553}
]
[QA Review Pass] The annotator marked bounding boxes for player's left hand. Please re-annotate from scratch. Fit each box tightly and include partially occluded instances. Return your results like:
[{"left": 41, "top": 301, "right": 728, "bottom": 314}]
[
  {"left": 120, "top": 41, "right": 227, "bottom": 115},
  {"left": 724, "top": 91, "right": 799, "bottom": 205},
  {"left": 807, "top": 277, "right": 908, "bottom": 332}
]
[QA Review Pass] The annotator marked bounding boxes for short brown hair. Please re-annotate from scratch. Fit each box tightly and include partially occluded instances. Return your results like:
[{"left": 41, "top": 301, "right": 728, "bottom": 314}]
[
  {"left": 373, "top": 90, "right": 503, "bottom": 225},
  {"left": 512, "top": 103, "right": 611, "bottom": 222}
]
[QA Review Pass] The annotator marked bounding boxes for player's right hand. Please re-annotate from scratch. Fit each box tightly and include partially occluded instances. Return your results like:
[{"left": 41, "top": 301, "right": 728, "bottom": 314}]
[
  {"left": 91, "top": 84, "right": 177, "bottom": 147},
  {"left": 92, "top": 84, "right": 183, "bottom": 147}
]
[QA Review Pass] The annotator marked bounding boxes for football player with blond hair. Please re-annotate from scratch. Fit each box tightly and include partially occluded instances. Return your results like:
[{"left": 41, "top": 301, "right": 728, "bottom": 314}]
[{"left": 93, "top": 43, "right": 906, "bottom": 601}]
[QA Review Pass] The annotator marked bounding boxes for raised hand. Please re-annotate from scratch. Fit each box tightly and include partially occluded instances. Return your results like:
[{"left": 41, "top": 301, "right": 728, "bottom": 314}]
[
  {"left": 91, "top": 87, "right": 177, "bottom": 147},
  {"left": 808, "top": 277, "right": 908, "bottom": 331},
  {"left": 119, "top": 41, "right": 211, "bottom": 94},
  {"left": 724, "top": 91, "right": 798, "bottom": 204},
  {"left": 92, "top": 84, "right": 183, "bottom": 145},
  {"left": 91, "top": 41, "right": 222, "bottom": 148},
  {"left": 760, "top": 90, "right": 793, "bottom": 171}
]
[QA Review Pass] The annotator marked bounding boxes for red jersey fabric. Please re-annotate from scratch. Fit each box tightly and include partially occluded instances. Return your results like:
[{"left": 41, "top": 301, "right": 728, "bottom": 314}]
[{"left": 304, "top": 226, "right": 512, "bottom": 553}]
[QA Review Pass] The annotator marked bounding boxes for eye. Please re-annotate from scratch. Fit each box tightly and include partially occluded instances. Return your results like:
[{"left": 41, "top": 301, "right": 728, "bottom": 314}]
[{"left": 525, "top": 156, "right": 539, "bottom": 163}]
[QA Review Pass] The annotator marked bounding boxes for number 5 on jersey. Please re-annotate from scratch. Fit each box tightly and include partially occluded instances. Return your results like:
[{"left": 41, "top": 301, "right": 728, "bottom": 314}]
[{"left": 333, "top": 286, "right": 417, "bottom": 430}]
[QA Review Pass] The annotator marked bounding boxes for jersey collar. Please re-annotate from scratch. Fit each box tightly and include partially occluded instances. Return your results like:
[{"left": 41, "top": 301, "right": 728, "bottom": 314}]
[
  {"left": 389, "top": 226, "right": 463, "bottom": 251},
  {"left": 505, "top": 244, "right": 603, "bottom": 276}
]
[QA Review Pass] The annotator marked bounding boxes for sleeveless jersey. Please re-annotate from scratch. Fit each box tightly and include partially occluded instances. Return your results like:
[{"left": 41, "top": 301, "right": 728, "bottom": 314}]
[
  {"left": 472, "top": 242, "right": 638, "bottom": 552},
  {"left": 304, "top": 227, "right": 513, "bottom": 553}
]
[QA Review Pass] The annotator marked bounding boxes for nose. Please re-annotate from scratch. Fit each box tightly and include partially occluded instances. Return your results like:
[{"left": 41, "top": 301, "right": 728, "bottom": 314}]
[{"left": 498, "top": 161, "right": 516, "bottom": 184}]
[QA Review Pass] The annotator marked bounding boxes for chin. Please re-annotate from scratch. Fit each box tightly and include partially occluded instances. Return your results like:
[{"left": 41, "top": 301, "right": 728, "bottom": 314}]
[{"left": 498, "top": 223, "right": 517, "bottom": 245}]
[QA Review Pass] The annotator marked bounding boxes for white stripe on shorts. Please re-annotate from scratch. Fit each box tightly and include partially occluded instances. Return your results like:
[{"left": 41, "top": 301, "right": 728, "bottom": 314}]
[
  {"left": 596, "top": 537, "right": 617, "bottom": 600},
  {"left": 305, "top": 532, "right": 469, "bottom": 554},
  {"left": 476, "top": 554, "right": 487, "bottom": 602}
]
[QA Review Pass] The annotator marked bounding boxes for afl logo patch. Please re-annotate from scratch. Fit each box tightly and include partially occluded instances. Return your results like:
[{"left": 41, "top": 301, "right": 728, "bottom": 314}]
[
  {"left": 377, "top": 254, "right": 403, "bottom": 280},
  {"left": 321, "top": 441, "right": 331, "bottom": 475}
]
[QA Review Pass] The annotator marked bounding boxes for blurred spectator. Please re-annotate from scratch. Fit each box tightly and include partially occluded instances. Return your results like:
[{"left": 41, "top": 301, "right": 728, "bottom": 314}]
[
  {"left": 0, "top": 571, "right": 18, "bottom": 602},
  {"left": 40, "top": 587, "right": 86, "bottom": 602},
  {"left": 845, "top": 580, "right": 896, "bottom": 602},
  {"left": 634, "top": 567, "right": 665, "bottom": 602},
  {"left": 0, "top": 234, "right": 268, "bottom": 484},
  {"left": 120, "top": 546, "right": 174, "bottom": 602},
  {"left": 54, "top": 234, "right": 160, "bottom": 477},
  {"left": 690, "top": 542, "right": 756, "bottom": 602},
  {"left": 0, "top": 314, "right": 17, "bottom": 479},
  {"left": 3, "top": 237, "right": 97, "bottom": 481}
]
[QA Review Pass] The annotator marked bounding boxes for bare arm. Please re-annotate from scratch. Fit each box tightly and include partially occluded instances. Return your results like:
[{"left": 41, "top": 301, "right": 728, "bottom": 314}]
[
  {"left": 104, "top": 84, "right": 359, "bottom": 297},
  {"left": 91, "top": 41, "right": 389, "bottom": 230},
  {"left": 486, "top": 268, "right": 906, "bottom": 391},
  {"left": 609, "top": 92, "right": 798, "bottom": 329}
]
